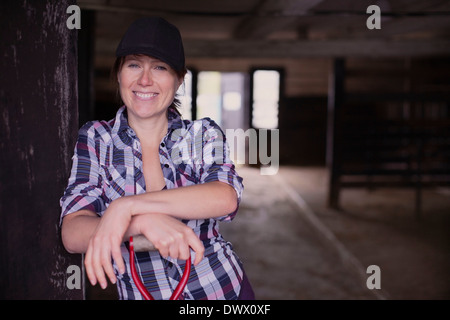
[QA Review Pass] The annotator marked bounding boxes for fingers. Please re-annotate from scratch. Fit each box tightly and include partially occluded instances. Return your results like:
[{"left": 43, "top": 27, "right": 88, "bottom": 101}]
[
  {"left": 84, "top": 244, "right": 96, "bottom": 286},
  {"left": 188, "top": 236, "right": 205, "bottom": 266},
  {"left": 85, "top": 217, "right": 205, "bottom": 291},
  {"left": 167, "top": 229, "right": 204, "bottom": 265},
  {"left": 112, "top": 245, "right": 126, "bottom": 275},
  {"left": 166, "top": 233, "right": 191, "bottom": 262},
  {"left": 83, "top": 203, "right": 130, "bottom": 290},
  {"left": 143, "top": 219, "right": 204, "bottom": 265},
  {"left": 179, "top": 228, "right": 204, "bottom": 265},
  {"left": 84, "top": 236, "right": 124, "bottom": 289}
]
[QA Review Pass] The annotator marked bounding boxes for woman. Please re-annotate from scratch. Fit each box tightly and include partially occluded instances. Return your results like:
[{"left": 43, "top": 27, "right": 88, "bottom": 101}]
[{"left": 60, "top": 17, "right": 254, "bottom": 300}]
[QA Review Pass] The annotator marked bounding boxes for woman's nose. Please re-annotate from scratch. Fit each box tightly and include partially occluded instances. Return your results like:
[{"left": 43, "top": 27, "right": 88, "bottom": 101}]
[{"left": 138, "top": 69, "right": 153, "bottom": 86}]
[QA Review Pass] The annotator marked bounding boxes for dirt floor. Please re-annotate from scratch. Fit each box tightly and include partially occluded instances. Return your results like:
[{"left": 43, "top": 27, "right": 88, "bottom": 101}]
[
  {"left": 87, "top": 165, "right": 450, "bottom": 300},
  {"left": 220, "top": 166, "right": 450, "bottom": 300}
]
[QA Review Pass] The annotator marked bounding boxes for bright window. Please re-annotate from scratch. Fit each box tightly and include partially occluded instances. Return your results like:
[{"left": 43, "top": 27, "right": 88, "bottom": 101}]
[
  {"left": 252, "top": 70, "right": 280, "bottom": 129},
  {"left": 196, "top": 72, "right": 222, "bottom": 124}
]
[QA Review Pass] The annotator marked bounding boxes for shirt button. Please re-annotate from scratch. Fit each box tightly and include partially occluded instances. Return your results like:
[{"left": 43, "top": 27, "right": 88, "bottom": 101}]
[
  {"left": 160, "top": 142, "right": 165, "bottom": 148},
  {"left": 164, "top": 164, "right": 170, "bottom": 168}
]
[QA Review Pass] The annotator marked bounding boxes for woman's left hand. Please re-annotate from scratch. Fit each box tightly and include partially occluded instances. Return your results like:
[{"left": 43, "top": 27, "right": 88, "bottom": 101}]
[{"left": 84, "top": 198, "right": 130, "bottom": 289}]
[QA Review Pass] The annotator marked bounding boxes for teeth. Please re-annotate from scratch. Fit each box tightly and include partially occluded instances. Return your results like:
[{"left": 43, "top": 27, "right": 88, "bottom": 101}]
[{"left": 135, "top": 92, "right": 157, "bottom": 99}]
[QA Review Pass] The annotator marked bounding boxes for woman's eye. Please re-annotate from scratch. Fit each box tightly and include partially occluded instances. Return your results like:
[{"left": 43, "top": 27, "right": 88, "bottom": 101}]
[
  {"left": 155, "top": 65, "right": 167, "bottom": 71},
  {"left": 127, "top": 63, "right": 140, "bottom": 68}
]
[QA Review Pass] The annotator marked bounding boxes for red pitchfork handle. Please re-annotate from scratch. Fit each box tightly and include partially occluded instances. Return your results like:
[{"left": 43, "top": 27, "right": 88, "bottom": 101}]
[{"left": 129, "top": 236, "right": 191, "bottom": 300}]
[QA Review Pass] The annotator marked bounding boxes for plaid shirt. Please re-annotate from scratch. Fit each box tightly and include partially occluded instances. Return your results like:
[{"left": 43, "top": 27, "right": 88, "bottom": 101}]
[{"left": 60, "top": 106, "right": 245, "bottom": 300}]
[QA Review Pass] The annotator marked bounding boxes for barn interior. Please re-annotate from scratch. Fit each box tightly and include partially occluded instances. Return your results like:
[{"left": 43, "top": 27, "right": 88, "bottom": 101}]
[
  {"left": 1, "top": 0, "right": 449, "bottom": 300},
  {"left": 76, "top": 0, "right": 450, "bottom": 300}
]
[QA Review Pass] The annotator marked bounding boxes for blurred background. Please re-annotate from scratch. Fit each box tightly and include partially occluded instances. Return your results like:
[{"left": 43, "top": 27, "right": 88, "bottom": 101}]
[{"left": 1, "top": 0, "right": 449, "bottom": 299}]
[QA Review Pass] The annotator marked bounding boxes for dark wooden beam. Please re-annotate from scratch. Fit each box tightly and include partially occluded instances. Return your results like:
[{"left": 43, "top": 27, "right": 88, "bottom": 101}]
[
  {"left": 183, "top": 39, "right": 450, "bottom": 57},
  {"left": 0, "top": 0, "right": 82, "bottom": 299},
  {"left": 95, "top": 38, "right": 450, "bottom": 58},
  {"left": 233, "top": 0, "right": 324, "bottom": 39},
  {"left": 78, "top": 9, "right": 96, "bottom": 127},
  {"left": 326, "top": 58, "right": 345, "bottom": 209}
]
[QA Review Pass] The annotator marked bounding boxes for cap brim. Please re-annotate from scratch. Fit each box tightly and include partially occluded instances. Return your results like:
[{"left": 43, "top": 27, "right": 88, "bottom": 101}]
[{"left": 116, "top": 47, "right": 181, "bottom": 72}]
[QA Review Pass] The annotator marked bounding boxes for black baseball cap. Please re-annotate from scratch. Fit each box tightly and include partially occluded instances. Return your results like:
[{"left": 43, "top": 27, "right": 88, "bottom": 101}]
[{"left": 116, "top": 17, "right": 185, "bottom": 72}]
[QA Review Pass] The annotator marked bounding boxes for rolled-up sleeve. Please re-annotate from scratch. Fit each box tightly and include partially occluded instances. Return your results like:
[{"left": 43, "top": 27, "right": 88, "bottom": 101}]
[
  {"left": 196, "top": 118, "right": 244, "bottom": 222},
  {"left": 59, "top": 122, "right": 107, "bottom": 225}
]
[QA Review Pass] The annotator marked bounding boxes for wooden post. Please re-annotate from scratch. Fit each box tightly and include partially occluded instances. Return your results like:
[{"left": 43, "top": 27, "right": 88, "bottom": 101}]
[
  {"left": 327, "top": 58, "right": 345, "bottom": 209},
  {"left": 0, "top": 0, "right": 82, "bottom": 299},
  {"left": 78, "top": 9, "right": 96, "bottom": 127}
]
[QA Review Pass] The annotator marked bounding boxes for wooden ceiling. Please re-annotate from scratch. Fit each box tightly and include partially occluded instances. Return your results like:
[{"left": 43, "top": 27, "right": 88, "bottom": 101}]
[{"left": 79, "top": 0, "right": 450, "bottom": 58}]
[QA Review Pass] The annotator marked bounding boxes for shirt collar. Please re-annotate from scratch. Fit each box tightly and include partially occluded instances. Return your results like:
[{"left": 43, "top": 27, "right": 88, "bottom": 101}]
[
  {"left": 112, "top": 106, "right": 130, "bottom": 135},
  {"left": 167, "top": 107, "right": 183, "bottom": 131}
]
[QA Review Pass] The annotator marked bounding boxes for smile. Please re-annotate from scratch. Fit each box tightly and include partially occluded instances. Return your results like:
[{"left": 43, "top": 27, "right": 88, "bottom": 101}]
[{"left": 133, "top": 91, "right": 158, "bottom": 99}]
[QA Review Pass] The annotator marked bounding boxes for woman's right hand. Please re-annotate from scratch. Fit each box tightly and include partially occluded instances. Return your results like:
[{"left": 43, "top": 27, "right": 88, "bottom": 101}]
[{"left": 130, "top": 213, "right": 205, "bottom": 266}]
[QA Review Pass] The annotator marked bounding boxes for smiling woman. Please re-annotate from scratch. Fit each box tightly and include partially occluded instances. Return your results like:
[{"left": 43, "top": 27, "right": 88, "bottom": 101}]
[
  {"left": 112, "top": 55, "right": 188, "bottom": 119},
  {"left": 118, "top": 55, "right": 183, "bottom": 129},
  {"left": 60, "top": 16, "right": 254, "bottom": 300}
]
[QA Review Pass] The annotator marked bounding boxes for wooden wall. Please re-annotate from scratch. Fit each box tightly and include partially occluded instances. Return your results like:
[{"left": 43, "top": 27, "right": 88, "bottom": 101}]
[{"left": 327, "top": 56, "right": 450, "bottom": 212}]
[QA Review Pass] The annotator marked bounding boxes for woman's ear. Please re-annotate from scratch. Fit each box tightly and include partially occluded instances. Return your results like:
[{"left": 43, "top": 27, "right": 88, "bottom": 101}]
[{"left": 117, "top": 70, "right": 121, "bottom": 84}]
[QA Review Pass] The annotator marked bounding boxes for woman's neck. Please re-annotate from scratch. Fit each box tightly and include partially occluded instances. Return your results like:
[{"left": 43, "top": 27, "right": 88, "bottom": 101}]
[{"left": 127, "top": 111, "right": 169, "bottom": 148}]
